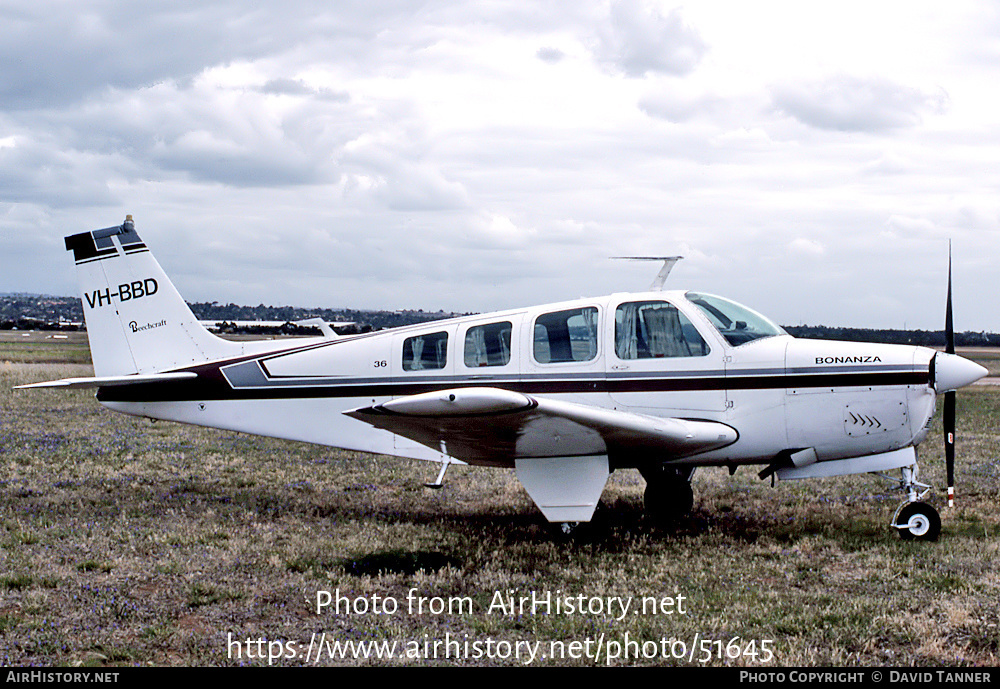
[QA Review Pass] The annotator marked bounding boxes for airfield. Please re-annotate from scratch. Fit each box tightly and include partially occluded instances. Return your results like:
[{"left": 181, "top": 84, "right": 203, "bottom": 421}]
[{"left": 1, "top": 331, "right": 999, "bottom": 666}]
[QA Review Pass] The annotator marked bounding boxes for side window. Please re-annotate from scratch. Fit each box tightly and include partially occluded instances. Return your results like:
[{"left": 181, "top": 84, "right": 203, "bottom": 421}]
[
  {"left": 403, "top": 331, "right": 448, "bottom": 371},
  {"left": 615, "top": 301, "right": 709, "bottom": 359},
  {"left": 533, "top": 307, "right": 599, "bottom": 364},
  {"left": 464, "top": 322, "right": 513, "bottom": 367}
]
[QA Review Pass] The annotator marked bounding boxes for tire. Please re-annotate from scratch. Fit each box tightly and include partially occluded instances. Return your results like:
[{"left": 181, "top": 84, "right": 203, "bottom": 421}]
[
  {"left": 643, "top": 476, "right": 694, "bottom": 523},
  {"left": 895, "top": 502, "right": 941, "bottom": 541}
]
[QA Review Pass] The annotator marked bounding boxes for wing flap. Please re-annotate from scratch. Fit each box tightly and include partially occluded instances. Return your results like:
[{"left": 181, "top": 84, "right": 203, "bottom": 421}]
[{"left": 345, "top": 387, "right": 738, "bottom": 464}]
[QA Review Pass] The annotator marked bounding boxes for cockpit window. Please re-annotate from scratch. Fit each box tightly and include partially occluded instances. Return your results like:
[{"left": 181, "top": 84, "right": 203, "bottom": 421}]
[
  {"left": 615, "top": 301, "right": 709, "bottom": 359},
  {"left": 685, "top": 292, "right": 785, "bottom": 347}
]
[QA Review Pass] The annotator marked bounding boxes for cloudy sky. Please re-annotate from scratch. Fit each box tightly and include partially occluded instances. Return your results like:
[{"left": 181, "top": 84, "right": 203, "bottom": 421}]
[{"left": 2, "top": 0, "right": 999, "bottom": 331}]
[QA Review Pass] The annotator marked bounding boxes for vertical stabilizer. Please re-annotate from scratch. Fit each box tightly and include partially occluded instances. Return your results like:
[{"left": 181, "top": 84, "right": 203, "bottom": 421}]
[{"left": 66, "top": 216, "right": 240, "bottom": 376}]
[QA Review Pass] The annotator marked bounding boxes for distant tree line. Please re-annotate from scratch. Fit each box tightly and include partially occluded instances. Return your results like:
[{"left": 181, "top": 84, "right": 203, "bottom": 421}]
[
  {"left": 0, "top": 295, "right": 83, "bottom": 330},
  {"left": 0, "top": 294, "right": 468, "bottom": 334},
  {"left": 187, "top": 301, "right": 469, "bottom": 334},
  {"left": 783, "top": 325, "right": 1000, "bottom": 347},
  {"left": 3, "top": 294, "right": 998, "bottom": 345}
]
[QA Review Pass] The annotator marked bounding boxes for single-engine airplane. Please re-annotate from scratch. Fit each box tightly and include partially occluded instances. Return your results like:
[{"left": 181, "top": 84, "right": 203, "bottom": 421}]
[{"left": 20, "top": 217, "right": 988, "bottom": 540}]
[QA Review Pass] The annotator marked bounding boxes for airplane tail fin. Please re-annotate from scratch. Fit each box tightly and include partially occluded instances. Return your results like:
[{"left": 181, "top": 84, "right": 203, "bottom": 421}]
[{"left": 66, "top": 216, "right": 240, "bottom": 376}]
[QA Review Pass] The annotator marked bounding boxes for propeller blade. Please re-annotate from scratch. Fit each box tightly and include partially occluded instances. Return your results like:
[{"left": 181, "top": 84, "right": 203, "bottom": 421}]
[
  {"left": 944, "top": 240, "right": 955, "bottom": 506},
  {"left": 945, "top": 390, "right": 955, "bottom": 507},
  {"left": 946, "top": 241, "right": 955, "bottom": 356}
]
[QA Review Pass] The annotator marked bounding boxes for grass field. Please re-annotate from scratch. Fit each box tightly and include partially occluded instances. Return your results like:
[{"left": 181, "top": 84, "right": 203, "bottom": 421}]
[
  {"left": 0, "top": 331, "right": 92, "bottom": 365},
  {"left": 1, "top": 337, "right": 998, "bottom": 666}
]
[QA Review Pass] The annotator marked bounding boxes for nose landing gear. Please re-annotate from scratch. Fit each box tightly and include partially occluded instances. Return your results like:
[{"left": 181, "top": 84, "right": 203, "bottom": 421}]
[{"left": 884, "top": 465, "right": 941, "bottom": 541}]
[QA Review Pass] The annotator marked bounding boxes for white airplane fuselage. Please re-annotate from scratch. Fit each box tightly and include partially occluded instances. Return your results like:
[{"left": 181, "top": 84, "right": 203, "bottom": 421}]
[
  {"left": 97, "top": 290, "right": 939, "bottom": 472},
  {"left": 27, "top": 218, "right": 986, "bottom": 533}
]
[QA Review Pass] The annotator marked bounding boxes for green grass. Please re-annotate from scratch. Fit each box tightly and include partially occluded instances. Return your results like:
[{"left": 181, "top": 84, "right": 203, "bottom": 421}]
[
  {"left": 1, "top": 349, "right": 999, "bottom": 666},
  {"left": 187, "top": 583, "right": 244, "bottom": 608},
  {"left": 76, "top": 560, "right": 113, "bottom": 574}
]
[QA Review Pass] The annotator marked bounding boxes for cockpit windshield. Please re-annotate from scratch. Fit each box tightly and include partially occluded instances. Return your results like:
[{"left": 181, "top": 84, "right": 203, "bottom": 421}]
[{"left": 685, "top": 292, "right": 786, "bottom": 347}]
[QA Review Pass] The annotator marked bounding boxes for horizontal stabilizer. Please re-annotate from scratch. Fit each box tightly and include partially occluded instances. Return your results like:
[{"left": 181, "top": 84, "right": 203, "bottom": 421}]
[{"left": 16, "top": 371, "right": 198, "bottom": 390}]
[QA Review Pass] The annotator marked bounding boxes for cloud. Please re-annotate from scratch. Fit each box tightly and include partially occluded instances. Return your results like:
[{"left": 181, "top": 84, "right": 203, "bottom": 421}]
[
  {"left": 861, "top": 152, "right": 912, "bottom": 176},
  {"left": 536, "top": 47, "right": 566, "bottom": 64},
  {"left": 7, "top": 67, "right": 364, "bottom": 190},
  {"left": 771, "top": 75, "right": 947, "bottom": 132},
  {"left": 0, "top": 1, "right": 419, "bottom": 110},
  {"left": 342, "top": 137, "right": 470, "bottom": 212},
  {"left": 0, "top": 3, "right": 239, "bottom": 110},
  {"left": 0, "top": 133, "right": 122, "bottom": 207},
  {"left": 638, "top": 89, "right": 726, "bottom": 123},
  {"left": 886, "top": 214, "right": 936, "bottom": 237},
  {"left": 788, "top": 237, "right": 825, "bottom": 256},
  {"left": 258, "top": 78, "right": 350, "bottom": 102},
  {"left": 470, "top": 212, "right": 536, "bottom": 249},
  {"left": 593, "top": 1, "right": 706, "bottom": 77}
]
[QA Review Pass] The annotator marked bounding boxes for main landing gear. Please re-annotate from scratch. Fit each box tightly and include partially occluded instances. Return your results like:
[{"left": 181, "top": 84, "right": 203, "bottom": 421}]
[
  {"left": 640, "top": 465, "right": 694, "bottom": 524},
  {"left": 884, "top": 464, "right": 941, "bottom": 541}
]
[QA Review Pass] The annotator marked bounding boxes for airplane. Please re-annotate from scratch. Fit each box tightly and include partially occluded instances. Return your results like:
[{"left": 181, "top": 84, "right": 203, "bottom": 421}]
[{"left": 18, "top": 216, "right": 988, "bottom": 540}]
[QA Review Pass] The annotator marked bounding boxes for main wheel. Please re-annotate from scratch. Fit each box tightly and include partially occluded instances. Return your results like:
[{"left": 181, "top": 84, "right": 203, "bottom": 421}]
[
  {"left": 643, "top": 475, "right": 694, "bottom": 524},
  {"left": 895, "top": 502, "right": 941, "bottom": 541},
  {"left": 558, "top": 521, "right": 580, "bottom": 536}
]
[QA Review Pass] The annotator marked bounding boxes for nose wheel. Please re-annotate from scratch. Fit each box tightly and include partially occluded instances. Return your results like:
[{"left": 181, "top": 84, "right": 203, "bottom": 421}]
[
  {"left": 880, "top": 464, "right": 941, "bottom": 541},
  {"left": 893, "top": 502, "right": 941, "bottom": 541}
]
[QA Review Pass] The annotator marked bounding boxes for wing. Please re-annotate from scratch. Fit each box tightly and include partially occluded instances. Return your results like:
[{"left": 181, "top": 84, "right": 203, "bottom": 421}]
[{"left": 345, "top": 387, "right": 738, "bottom": 466}]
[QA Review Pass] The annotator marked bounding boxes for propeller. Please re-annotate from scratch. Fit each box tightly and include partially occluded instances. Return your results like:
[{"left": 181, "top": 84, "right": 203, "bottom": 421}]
[
  {"left": 944, "top": 242, "right": 955, "bottom": 507},
  {"left": 931, "top": 249, "right": 987, "bottom": 509}
]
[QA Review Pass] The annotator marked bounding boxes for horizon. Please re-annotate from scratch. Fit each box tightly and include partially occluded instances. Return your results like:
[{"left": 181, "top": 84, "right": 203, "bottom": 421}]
[{"left": 3, "top": 291, "right": 994, "bottom": 336}]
